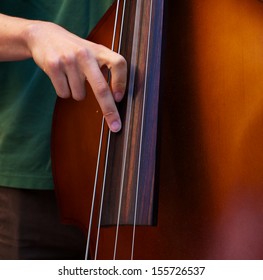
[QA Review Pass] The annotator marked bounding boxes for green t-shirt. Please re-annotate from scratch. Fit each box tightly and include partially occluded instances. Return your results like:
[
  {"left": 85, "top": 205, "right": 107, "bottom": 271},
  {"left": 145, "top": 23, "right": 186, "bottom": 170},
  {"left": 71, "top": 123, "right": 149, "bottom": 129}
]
[{"left": 0, "top": 0, "right": 114, "bottom": 189}]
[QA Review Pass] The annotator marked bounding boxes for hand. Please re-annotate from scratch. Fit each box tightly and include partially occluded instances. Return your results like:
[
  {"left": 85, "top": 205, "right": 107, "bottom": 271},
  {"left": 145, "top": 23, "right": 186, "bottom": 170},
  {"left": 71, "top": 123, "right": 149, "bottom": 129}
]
[{"left": 26, "top": 21, "right": 127, "bottom": 132}]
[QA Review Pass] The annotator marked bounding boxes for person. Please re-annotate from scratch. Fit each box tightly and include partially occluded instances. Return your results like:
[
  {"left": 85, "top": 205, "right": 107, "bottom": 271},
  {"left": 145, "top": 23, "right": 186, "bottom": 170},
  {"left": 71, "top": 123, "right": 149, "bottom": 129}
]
[{"left": 0, "top": 1, "right": 127, "bottom": 259}]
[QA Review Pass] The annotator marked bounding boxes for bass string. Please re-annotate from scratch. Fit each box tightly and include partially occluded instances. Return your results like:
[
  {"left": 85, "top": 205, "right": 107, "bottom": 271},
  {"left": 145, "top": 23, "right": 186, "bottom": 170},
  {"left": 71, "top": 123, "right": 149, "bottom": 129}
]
[
  {"left": 86, "top": 0, "right": 153, "bottom": 260},
  {"left": 130, "top": 0, "right": 154, "bottom": 260},
  {"left": 112, "top": 0, "right": 144, "bottom": 260},
  {"left": 84, "top": 0, "right": 126, "bottom": 260},
  {"left": 93, "top": 0, "right": 126, "bottom": 260},
  {"left": 84, "top": 115, "right": 106, "bottom": 260},
  {"left": 109, "top": 0, "right": 153, "bottom": 260}
]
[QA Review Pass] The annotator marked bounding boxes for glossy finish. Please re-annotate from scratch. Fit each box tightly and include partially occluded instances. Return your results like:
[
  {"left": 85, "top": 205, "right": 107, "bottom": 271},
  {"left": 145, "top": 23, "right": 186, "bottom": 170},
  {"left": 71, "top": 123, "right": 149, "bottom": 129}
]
[{"left": 52, "top": 0, "right": 263, "bottom": 259}]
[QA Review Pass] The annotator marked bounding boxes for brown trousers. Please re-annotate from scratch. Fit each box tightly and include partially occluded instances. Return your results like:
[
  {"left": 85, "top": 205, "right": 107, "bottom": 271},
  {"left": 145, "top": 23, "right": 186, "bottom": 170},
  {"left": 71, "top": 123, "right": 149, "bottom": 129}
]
[{"left": 0, "top": 187, "right": 87, "bottom": 260}]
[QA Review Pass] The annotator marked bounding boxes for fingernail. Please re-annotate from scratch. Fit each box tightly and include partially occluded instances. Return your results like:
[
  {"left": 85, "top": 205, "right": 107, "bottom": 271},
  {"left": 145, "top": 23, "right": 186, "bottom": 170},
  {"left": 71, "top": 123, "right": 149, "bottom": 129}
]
[
  {"left": 114, "top": 92, "right": 123, "bottom": 102},
  {"left": 110, "top": 120, "right": 121, "bottom": 132}
]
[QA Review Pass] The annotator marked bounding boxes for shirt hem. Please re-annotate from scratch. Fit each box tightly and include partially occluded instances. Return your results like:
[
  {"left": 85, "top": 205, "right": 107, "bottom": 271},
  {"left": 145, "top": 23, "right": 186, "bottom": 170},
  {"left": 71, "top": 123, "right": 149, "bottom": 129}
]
[{"left": 0, "top": 174, "right": 54, "bottom": 190}]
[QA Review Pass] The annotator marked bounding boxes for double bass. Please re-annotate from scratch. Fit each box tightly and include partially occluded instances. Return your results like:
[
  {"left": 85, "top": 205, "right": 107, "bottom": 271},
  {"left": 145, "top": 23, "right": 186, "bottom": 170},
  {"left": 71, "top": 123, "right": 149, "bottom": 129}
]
[{"left": 52, "top": 0, "right": 263, "bottom": 259}]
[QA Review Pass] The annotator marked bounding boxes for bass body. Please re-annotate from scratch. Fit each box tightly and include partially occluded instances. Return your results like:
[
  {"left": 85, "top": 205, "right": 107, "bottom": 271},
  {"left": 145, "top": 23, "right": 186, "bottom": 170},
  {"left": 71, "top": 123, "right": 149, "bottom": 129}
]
[{"left": 52, "top": 0, "right": 263, "bottom": 259}]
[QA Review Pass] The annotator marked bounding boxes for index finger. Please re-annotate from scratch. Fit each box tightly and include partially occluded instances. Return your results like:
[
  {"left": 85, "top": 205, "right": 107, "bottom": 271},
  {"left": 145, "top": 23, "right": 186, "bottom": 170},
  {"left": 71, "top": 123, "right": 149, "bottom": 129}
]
[{"left": 85, "top": 61, "right": 122, "bottom": 133}]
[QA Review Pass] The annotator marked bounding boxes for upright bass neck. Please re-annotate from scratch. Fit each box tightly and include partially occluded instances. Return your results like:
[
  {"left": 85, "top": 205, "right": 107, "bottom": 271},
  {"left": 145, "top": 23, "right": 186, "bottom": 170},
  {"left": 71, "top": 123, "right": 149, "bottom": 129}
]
[{"left": 51, "top": 0, "right": 164, "bottom": 232}]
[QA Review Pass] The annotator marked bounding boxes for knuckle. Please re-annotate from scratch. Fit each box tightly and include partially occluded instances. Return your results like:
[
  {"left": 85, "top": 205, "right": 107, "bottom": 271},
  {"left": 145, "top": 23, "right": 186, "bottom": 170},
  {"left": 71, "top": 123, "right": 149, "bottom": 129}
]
[
  {"left": 109, "top": 54, "right": 127, "bottom": 71},
  {"left": 73, "top": 91, "right": 86, "bottom": 101},
  {"left": 76, "top": 47, "right": 89, "bottom": 60},
  {"left": 115, "top": 55, "right": 127, "bottom": 69},
  {"left": 44, "top": 57, "right": 61, "bottom": 74},
  {"left": 103, "top": 110, "right": 115, "bottom": 117},
  {"left": 57, "top": 90, "right": 71, "bottom": 99},
  {"left": 94, "top": 81, "right": 109, "bottom": 98},
  {"left": 97, "top": 44, "right": 127, "bottom": 67},
  {"left": 61, "top": 53, "right": 75, "bottom": 67},
  {"left": 45, "top": 52, "right": 79, "bottom": 73},
  {"left": 102, "top": 109, "right": 118, "bottom": 121}
]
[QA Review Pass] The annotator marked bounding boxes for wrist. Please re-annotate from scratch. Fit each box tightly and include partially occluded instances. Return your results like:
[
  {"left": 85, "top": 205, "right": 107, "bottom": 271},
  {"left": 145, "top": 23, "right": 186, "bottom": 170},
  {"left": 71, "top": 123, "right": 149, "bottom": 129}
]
[
  {"left": 21, "top": 19, "right": 44, "bottom": 60},
  {"left": 0, "top": 14, "right": 38, "bottom": 61}
]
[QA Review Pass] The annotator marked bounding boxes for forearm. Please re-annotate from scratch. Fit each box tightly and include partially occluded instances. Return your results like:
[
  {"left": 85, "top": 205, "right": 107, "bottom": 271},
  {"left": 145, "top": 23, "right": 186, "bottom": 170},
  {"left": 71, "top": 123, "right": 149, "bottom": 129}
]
[{"left": 0, "top": 13, "right": 33, "bottom": 61}]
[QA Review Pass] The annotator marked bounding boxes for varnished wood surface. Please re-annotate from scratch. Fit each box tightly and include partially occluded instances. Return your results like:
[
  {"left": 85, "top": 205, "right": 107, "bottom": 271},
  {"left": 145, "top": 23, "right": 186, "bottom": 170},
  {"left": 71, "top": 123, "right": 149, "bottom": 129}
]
[
  {"left": 53, "top": 0, "right": 263, "bottom": 259},
  {"left": 95, "top": 0, "right": 263, "bottom": 259}
]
